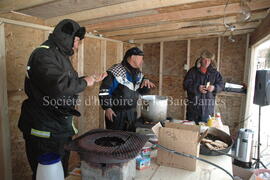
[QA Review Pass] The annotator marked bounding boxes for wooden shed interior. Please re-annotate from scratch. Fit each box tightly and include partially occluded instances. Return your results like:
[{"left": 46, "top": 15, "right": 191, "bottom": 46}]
[{"left": 1, "top": 0, "right": 270, "bottom": 179}]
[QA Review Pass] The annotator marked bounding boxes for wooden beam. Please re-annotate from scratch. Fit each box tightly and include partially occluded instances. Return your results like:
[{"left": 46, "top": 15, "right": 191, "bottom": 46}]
[
  {"left": 217, "top": 36, "right": 221, "bottom": 71},
  {"left": 99, "top": 40, "right": 107, "bottom": 129},
  {"left": 112, "top": 21, "right": 259, "bottom": 41},
  {"left": 0, "top": 23, "right": 12, "bottom": 180},
  {"left": 244, "top": 34, "right": 258, "bottom": 128},
  {"left": 184, "top": 39, "right": 191, "bottom": 120},
  {"left": 117, "top": 42, "right": 124, "bottom": 63},
  {"left": 250, "top": 12, "right": 270, "bottom": 46},
  {"left": 77, "top": 40, "right": 85, "bottom": 135},
  {"left": 134, "top": 29, "right": 254, "bottom": 44},
  {"left": 0, "top": 17, "right": 54, "bottom": 31},
  {"left": 159, "top": 42, "right": 164, "bottom": 96},
  {"left": 45, "top": 0, "right": 208, "bottom": 25},
  {"left": 187, "top": 39, "right": 191, "bottom": 70},
  {"left": 0, "top": 0, "right": 58, "bottom": 13},
  {"left": 0, "top": 18, "right": 123, "bottom": 43},
  {"left": 85, "top": 33, "right": 123, "bottom": 43},
  {"left": 101, "top": 11, "right": 267, "bottom": 37},
  {"left": 242, "top": 33, "right": 250, "bottom": 128},
  {"left": 86, "top": 0, "right": 270, "bottom": 32}
]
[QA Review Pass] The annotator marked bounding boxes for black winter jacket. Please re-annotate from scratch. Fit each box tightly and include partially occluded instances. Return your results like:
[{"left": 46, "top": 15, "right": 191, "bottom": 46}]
[
  {"left": 18, "top": 19, "right": 87, "bottom": 138},
  {"left": 99, "top": 61, "right": 149, "bottom": 111},
  {"left": 183, "top": 59, "right": 224, "bottom": 122}
]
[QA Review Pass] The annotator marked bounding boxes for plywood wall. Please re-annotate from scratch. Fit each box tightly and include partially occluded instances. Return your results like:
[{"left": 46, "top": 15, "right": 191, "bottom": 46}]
[
  {"left": 123, "top": 42, "right": 137, "bottom": 54},
  {"left": 163, "top": 40, "right": 187, "bottom": 119},
  {"left": 143, "top": 43, "right": 160, "bottom": 95},
  {"left": 83, "top": 38, "right": 102, "bottom": 133},
  {"left": 5, "top": 23, "right": 45, "bottom": 180},
  {"left": 220, "top": 35, "right": 247, "bottom": 84},
  {"left": 218, "top": 34, "right": 247, "bottom": 136},
  {"left": 2, "top": 13, "right": 124, "bottom": 179},
  {"left": 69, "top": 38, "right": 123, "bottom": 168},
  {"left": 142, "top": 34, "right": 248, "bottom": 134},
  {"left": 106, "top": 41, "right": 119, "bottom": 68},
  {"left": 190, "top": 37, "right": 218, "bottom": 68}
]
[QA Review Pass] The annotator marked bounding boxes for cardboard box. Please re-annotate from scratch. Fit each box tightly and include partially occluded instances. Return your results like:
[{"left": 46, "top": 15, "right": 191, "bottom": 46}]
[
  {"left": 233, "top": 164, "right": 253, "bottom": 180},
  {"left": 153, "top": 122, "right": 201, "bottom": 171}
]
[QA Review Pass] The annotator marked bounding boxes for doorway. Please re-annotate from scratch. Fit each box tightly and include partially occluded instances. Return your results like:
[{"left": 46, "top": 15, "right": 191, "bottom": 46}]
[{"left": 246, "top": 37, "right": 270, "bottom": 168}]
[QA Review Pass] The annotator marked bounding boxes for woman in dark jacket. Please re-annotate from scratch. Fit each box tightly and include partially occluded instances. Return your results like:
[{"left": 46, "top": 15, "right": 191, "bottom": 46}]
[{"left": 184, "top": 50, "right": 224, "bottom": 124}]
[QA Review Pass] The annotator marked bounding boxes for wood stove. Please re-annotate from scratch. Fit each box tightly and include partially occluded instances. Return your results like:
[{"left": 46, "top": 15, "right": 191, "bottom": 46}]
[{"left": 65, "top": 129, "right": 149, "bottom": 180}]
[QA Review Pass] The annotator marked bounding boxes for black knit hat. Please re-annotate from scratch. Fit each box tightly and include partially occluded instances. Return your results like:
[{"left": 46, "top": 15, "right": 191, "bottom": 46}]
[{"left": 124, "top": 47, "right": 144, "bottom": 58}]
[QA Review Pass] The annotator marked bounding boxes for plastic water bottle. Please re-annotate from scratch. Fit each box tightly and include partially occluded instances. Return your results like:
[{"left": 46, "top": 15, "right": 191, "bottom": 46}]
[
  {"left": 215, "top": 112, "right": 224, "bottom": 130},
  {"left": 36, "top": 152, "right": 64, "bottom": 180}
]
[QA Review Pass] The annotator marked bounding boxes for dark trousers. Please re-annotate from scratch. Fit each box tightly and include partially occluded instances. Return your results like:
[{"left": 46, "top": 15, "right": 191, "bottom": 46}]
[
  {"left": 24, "top": 134, "right": 71, "bottom": 180},
  {"left": 105, "top": 108, "right": 137, "bottom": 132}
]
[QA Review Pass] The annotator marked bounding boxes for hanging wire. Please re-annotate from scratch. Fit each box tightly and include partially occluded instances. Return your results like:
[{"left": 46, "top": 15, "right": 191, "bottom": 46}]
[
  {"left": 222, "top": 0, "right": 230, "bottom": 35},
  {"left": 149, "top": 140, "right": 235, "bottom": 180}
]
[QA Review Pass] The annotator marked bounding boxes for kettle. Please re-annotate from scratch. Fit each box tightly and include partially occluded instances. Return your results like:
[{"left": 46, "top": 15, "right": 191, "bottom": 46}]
[{"left": 233, "top": 128, "right": 254, "bottom": 168}]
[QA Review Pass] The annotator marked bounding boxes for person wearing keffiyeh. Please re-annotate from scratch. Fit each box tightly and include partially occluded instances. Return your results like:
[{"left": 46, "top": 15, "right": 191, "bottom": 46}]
[{"left": 99, "top": 47, "right": 155, "bottom": 131}]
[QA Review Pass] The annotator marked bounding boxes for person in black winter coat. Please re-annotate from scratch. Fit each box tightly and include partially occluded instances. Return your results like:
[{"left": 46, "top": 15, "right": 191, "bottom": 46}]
[
  {"left": 184, "top": 50, "right": 224, "bottom": 124},
  {"left": 18, "top": 19, "right": 107, "bottom": 179},
  {"left": 99, "top": 47, "right": 155, "bottom": 132}
]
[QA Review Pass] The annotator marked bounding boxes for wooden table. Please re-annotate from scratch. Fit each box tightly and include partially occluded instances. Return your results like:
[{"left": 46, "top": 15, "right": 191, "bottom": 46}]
[{"left": 67, "top": 126, "right": 233, "bottom": 180}]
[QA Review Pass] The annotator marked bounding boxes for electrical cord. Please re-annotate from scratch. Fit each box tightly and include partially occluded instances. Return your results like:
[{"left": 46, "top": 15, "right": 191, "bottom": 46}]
[
  {"left": 149, "top": 140, "right": 235, "bottom": 180},
  {"left": 222, "top": 0, "right": 230, "bottom": 35}
]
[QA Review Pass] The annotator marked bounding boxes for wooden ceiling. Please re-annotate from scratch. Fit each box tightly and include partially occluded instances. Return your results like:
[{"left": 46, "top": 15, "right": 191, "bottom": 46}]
[{"left": 1, "top": 0, "right": 270, "bottom": 43}]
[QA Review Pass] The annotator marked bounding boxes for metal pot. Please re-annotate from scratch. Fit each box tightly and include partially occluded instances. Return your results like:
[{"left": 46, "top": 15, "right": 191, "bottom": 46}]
[
  {"left": 140, "top": 95, "right": 168, "bottom": 122},
  {"left": 200, "top": 127, "right": 233, "bottom": 156}
]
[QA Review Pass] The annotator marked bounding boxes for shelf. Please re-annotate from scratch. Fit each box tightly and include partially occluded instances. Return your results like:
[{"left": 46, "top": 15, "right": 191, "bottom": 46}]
[{"left": 218, "top": 91, "right": 246, "bottom": 97}]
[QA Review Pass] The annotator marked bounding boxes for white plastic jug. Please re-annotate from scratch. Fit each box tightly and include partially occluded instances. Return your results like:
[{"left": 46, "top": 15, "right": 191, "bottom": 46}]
[{"left": 36, "top": 152, "right": 64, "bottom": 180}]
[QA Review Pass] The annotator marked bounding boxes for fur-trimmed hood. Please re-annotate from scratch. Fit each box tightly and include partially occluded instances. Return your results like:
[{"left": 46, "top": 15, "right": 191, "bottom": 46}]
[{"left": 49, "top": 19, "right": 85, "bottom": 56}]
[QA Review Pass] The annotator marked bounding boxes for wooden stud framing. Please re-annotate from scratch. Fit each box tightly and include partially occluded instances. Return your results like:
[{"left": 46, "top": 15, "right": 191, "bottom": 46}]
[
  {"left": 134, "top": 29, "right": 254, "bottom": 44},
  {"left": 46, "top": 0, "right": 207, "bottom": 25},
  {"left": 159, "top": 41, "right": 164, "bottom": 96},
  {"left": 0, "top": 17, "right": 54, "bottom": 31},
  {"left": 85, "top": 33, "right": 122, "bottom": 43},
  {"left": 184, "top": 39, "right": 191, "bottom": 120},
  {"left": 244, "top": 33, "right": 263, "bottom": 129},
  {"left": 77, "top": 40, "right": 85, "bottom": 134},
  {"left": 250, "top": 13, "right": 270, "bottom": 46},
  {"left": 0, "top": 23, "right": 12, "bottom": 180},
  {"left": 244, "top": 34, "right": 251, "bottom": 84},
  {"left": 86, "top": 0, "right": 270, "bottom": 32},
  {"left": 0, "top": 0, "right": 58, "bottom": 13},
  {"left": 111, "top": 21, "right": 259, "bottom": 41},
  {"left": 99, "top": 40, "right": 107, "bottom": 129},
  {"left": 117, "top": 42, "right": 123, "bottom": 63},
  {"left": 101, "top": 11, "right": 267, "bottom": 37},
  {"left": 139, "top": 43, "right": 144, "bottom": 71},
  {"left": 0, "top": 18, "right": 122, "bottom": 43},
  {"left": 187, "top": 39, "right": 191, "bottom": 70},
  {"left": 217, "top": 36, "right": 221, "bottom": 71},
  {"left": 243, "top": 33, "right": 253, "bottom": 128}
]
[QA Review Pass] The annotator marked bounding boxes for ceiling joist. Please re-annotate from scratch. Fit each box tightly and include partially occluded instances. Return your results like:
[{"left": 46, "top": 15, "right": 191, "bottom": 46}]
[
  {"left": 86, "top": 0, "right": 270, "bottom": 32},
  {"left": 134, "top": 29, "right": 254, "bottom": 44},
  {"left": 0, "top": 0, "right": 59, "bottom": 14},
  {"left": 112, "top": 21, "right": 259, "bottom": 41},
  {"left": 45, "top": 0, "right": 208, "bottom": 25},
  {"left": 101, "top": 11, "right": 267, "bottom": 37}
]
